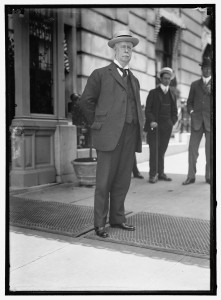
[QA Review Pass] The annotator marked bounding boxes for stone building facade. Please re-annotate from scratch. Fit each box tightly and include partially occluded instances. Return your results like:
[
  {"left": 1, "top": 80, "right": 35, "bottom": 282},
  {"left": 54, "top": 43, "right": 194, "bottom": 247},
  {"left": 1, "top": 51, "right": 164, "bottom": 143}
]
[{"left": 7, "top": 6, "right": 213, "bottom": 187}]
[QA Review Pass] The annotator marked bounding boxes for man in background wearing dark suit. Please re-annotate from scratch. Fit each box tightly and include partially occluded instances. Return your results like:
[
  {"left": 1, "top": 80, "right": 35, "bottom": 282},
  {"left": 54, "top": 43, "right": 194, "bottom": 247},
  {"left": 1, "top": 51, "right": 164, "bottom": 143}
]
[
  {"left": 145, "top": 67, "right": 178, "bottom": 183},
  {"left": 80, "top": 30, "right": 144, "bottom": 238},
  {"left": 183, "top": 57, "right": 212, "bottom": 185}
]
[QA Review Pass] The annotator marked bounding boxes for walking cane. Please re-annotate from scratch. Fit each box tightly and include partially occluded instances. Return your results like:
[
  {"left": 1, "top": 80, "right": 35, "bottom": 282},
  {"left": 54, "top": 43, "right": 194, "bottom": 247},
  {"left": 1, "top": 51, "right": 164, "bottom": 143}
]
[{"left": 153, "top": 125, "right": 158, "bottom": 183}]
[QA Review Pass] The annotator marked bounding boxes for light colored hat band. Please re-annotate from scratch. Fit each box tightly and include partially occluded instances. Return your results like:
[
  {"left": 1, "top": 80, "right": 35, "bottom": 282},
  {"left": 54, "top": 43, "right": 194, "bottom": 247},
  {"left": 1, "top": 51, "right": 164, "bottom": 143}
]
[
  {"left": 108, "top": 35, "right": 139, "bottom": 48},
  {"left": 160, "top": 71, "right": 172, "bottom": 76}
]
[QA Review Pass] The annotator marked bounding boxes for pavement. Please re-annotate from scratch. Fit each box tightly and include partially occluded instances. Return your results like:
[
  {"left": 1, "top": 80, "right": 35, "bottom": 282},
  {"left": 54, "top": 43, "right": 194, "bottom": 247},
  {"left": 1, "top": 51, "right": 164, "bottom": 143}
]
[{"left": 8, "top": 148, "right": 214, "bottom": 293}]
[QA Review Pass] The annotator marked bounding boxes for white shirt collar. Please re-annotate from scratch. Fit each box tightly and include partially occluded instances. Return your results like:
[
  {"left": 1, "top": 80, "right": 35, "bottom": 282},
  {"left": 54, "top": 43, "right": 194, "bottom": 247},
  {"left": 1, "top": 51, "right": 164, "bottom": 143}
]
[
  {"left": 160, "top": 84, "right": 169, "bottom": 93},
  {"left": 202, "top": 76, "right": 211, "bottom": 84},
  {"left": 114, "top": 59, "right": 129, "bottom": 70}
]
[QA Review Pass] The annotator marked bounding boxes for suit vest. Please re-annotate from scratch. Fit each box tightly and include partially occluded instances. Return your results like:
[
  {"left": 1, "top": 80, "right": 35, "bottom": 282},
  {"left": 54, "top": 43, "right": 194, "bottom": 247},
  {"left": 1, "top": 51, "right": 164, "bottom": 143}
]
[{"left": 159, "top": 90, "right": 172, "bottom": 123}]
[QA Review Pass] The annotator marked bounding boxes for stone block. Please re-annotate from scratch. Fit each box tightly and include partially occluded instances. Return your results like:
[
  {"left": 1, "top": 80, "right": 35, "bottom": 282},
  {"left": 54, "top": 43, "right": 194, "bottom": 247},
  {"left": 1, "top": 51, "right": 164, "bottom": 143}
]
[
  {"left": 116, "top": 8, "right": 128, "bottom": 24},
  {"left": 133, "top": 34, "right": 147, "bottom": 55},
  {"left": 182, "top": 30, "right": 202, "bottom": 49},
  {"left": 92, "top": 7, "right": 116, "bottom": 19},
  {"left": 10, "top": 170, "right": 38, "bottom": 187},
  {"left": 35, "top": 135, "right": 51, "bottom": 165},
  {"left": 180, "top": 56, "right": 201, "bottom": 75},
  {"left": 81, "top": 9, "right": 112, "bottom": 39},
  {"left": 146, "top": 24, "right": 155, "bottom": 43},
  {"left": 24, "top": 135, "right": 33, "bottom": 168},
  {"left": 179, "top": 83, "right": 191, "bottom": 99},
  {"left": 129, "top": 8, "right": 146, "bottom": 19},
  {"left": 182, "top": 14, "right": 202, "bottom": 36},
  {"left": 54, "top": 125, "right": 78, "bottom": 184},
  {"left": 181, "top": 42, "right": 202, "bottom": 61},
  {"left": 146, "top": 41, "right": 155, "bottom": 59},
  {"left": 130, "top": 52, "right": 147, "bottom": 73},
  {"left": 180, "top": 70, "right": 201, "bottom": 86},
  {"left": 10, "top": 168, "right": 56, "bottom": 187},
  {"left": 112, "top": 21, "right": 129, "bottom": 36},
  {"left": 77, "top": 77, "right": 87, "bottom": 94},
  {"left": 129, "top": 13, "right": 148, "bottom": 37},
  {"left": 182, "top": 8, "right": 203, "bottom": 24},
  {"left": 147, "top": 58, "right": 155, "bottom": 76},
  {"left": 140, "top": 89, "right": 148, "bottom": 106},
  {"left": 146, "top": 75, "right": 156, "bottom": 92},
  {"left": 80, "top": 54, "right": 111, "bottom": 77},
  {"left": 132, "top": 70, "right": 149, "bottom": 91},
  {"left": 81, "top": 31, "right": 112, "bottom": 60},
  {"left": 38, "top": 168, "right": 57, "bottom": 185},
  {"left": 146, "top": 8, "right": 155, "bottom": 25}
]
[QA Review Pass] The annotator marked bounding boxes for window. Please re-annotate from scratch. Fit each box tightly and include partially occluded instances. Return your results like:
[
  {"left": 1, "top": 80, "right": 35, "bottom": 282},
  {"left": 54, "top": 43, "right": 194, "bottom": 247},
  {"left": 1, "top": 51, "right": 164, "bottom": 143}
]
[{"left": 29, "top": 9, "right": 54, "bottom": 114}]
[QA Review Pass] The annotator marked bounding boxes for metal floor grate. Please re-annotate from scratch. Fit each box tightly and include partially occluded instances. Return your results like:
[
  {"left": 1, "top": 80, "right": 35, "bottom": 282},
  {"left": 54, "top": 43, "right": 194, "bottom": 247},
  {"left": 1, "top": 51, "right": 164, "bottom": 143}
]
[
  {"left": 86, "top": 212, "right": 210, "bottom": 259},
  {"left": 9, "top": 196, "right": 95, "bottom": 237}
]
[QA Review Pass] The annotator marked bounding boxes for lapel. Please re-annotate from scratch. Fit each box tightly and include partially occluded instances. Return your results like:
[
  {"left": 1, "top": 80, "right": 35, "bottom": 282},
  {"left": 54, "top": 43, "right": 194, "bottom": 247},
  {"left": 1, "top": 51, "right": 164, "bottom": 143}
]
[
  {"left": 157, "top": 86, "right": 163, "bottom": 105},
  {"left": 128, "top": 69, "right": 139, "bottom": 100},
  {"left": 199, "top": 78, "right": 205, "bottom": 92},
  {"left": 109, "top": 62, "right": 127, "bottom": 90},
  {"left": 168, "top": 87, "right": 175, "bottom": 103}
]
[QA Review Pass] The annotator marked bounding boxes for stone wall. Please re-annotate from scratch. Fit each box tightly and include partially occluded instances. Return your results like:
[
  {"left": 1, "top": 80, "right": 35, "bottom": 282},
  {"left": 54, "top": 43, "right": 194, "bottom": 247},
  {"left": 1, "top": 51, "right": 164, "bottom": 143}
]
[
  {"left": 179, "top": 9, "right": 204, "bottom": 99},
  {"left": 77, "top": 7, "right": 205, "bottom": 104},
  {"left": 77, "top": 7, "right": 159, "bottom": 106}
]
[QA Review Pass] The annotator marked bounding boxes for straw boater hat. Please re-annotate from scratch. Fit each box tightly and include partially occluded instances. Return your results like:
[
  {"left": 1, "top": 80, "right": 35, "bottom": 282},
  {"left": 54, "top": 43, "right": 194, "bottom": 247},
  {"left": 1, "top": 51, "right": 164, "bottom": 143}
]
[
  {"left": 159, "top": 67, "right": 174, "bottom": 78},
  {"left": 108, "top": 30, "right": 139, "bottom": 48}
]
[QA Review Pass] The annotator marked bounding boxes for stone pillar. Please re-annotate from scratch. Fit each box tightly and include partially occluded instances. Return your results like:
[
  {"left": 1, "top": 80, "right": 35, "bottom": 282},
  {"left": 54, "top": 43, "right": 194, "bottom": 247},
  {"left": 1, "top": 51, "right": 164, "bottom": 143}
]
[{"left": 54, "top": 125, "right": 78, "bottom": 183}]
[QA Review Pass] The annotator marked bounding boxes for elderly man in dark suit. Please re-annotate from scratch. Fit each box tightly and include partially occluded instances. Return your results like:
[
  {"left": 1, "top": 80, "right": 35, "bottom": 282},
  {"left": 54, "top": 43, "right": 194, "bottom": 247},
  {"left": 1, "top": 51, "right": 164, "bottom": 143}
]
[
  {"left": 79, "top": 30, "right": 144, "bottom": 238},
  {"left": 145, "top": 67, "right": 178, "bottom": 183},
  {"left": 183, "top": 57, "right": 212, "bottom": 185}
]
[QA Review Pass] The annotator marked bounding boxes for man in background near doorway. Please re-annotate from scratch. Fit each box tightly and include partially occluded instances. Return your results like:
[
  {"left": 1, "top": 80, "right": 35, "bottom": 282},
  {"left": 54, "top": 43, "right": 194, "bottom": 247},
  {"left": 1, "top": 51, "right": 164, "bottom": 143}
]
[
  {"left": 80, "top": 30, "right": 144, "bottom": 238},
  {"left": 145, "top": 67, "right": 178, "bottom": 183},
  {"left": 183, "top": 57, "right": 212, "bottom": 185}
]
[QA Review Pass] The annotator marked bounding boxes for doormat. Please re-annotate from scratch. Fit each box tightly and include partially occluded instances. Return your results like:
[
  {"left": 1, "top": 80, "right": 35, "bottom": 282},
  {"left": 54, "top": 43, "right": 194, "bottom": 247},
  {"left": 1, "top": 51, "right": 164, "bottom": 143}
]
[
  {"left": 9, "top": 196, "right": 95, "bottom": 237},
  {"left": 86, "top": 212, "right": 210, "bottom": 259},
  {"left": 9, "top": 196, "right": 132, "bottom": 237}
]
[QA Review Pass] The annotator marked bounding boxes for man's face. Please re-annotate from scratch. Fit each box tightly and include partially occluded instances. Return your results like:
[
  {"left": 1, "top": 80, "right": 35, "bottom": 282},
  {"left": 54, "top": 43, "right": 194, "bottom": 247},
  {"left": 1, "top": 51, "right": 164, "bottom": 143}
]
[
  {"left": 160, "top": 73, "right": 172, "bottom": 87},
  {"left": 115, "top": 41, "right": 133, "bottom": 67},
  {"left": 202, "top": 66, "right": 211, "bottom": 78}
]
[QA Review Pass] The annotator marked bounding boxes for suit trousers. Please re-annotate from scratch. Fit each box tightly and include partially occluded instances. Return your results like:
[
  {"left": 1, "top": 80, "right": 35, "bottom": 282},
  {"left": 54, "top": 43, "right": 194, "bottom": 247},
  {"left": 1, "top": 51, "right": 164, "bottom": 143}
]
[
  {"left": 187, "top": 124, "right": 210, "bottom": 180},
  {"left": 148, "top": 124, "right": 172, "bottom": 177},
  {"left": 94, "top": 122, "right": 138, "bottom": 227}
]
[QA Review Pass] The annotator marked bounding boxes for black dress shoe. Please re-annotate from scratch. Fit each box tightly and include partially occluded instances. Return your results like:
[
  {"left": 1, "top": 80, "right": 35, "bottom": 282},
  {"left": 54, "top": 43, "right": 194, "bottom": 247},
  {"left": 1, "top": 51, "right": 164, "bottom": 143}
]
[
  {"left": 134, "top": 173, "right": 144, "bottom": 179},
  {"left": 206, "top": 178, "right": 210, "bottom": 184},
  {"left": 182, "top": 178, "right": 195, "bottom": 185},
  {"left": 158, "top": 173, "right": 172, "bottom": 181},
  {"left": 149, "top": 176, "right": 157, "bottom": 183},
  {"left": 95, "top": 227, "right": 109, "bottom": 238},
  {"left": 110, "top": 223, "right": 135, "bottom": 231}
]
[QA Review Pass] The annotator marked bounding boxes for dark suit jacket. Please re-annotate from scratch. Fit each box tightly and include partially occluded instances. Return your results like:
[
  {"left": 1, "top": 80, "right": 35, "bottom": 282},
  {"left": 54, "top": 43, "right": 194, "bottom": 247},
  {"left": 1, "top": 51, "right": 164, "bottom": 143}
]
[
  {"left": 187, "top": 78, "right": 212, "bottom": 132},
  {"left": 79, "top": 62, "right": 144, "bottom": 152},
  {"left": 144, "top": 86, "right": 178, "bottom": 132}
]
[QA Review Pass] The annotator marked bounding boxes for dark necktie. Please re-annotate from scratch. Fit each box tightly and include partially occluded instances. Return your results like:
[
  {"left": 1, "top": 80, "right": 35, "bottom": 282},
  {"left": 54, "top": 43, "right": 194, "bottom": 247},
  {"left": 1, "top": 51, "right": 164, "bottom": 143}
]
[
  {"left": 204, "top": 79, "right": 211, "bottom": 94},
  {"left": 115, "top": 64, "right": 128, "bottom": 77}
]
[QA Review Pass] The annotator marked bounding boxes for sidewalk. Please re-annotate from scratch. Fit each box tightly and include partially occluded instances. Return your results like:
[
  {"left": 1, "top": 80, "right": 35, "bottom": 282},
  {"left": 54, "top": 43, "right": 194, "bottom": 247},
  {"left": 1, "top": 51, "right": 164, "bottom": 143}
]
[{"left": 9, "top": 148, "right": 212, "bottom": 292}]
